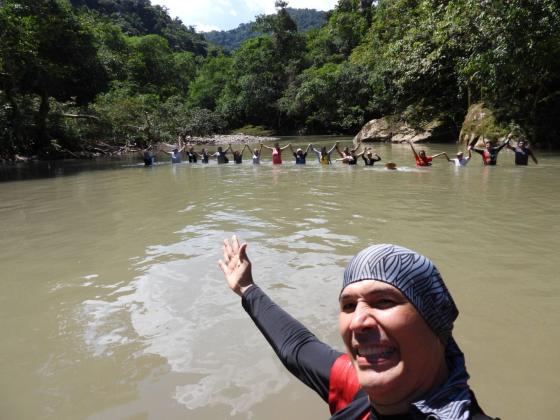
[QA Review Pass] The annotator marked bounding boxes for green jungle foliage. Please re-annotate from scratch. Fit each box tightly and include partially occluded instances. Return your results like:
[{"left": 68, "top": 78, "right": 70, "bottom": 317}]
[
  {"left": 1, "top": 0, "right": 560, "bottom": 159},
  {"left": 204, "top": 7, "right": 328, "bottom": 51},
  {"left": 69, "top": 0, "right": 208, "bottom": 54}
]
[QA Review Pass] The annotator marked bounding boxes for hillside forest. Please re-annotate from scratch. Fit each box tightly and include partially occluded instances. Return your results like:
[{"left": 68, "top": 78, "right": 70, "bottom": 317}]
[{"left": 1, "top": 0, "right": 559, "bottom": 159}]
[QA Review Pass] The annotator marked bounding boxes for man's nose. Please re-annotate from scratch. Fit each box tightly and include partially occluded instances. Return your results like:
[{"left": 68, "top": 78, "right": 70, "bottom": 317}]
[{"left": 349, "top": 302, "right": 378, "bottom": 332}]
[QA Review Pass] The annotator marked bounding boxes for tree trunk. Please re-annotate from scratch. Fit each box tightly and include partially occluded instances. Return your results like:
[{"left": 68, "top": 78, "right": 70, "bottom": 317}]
[
  {"left": 4, "top": 87, "right": 22, "bottom": 154},
  {"left": 35, "top": 91, "right": 50, "bottom": 151}
]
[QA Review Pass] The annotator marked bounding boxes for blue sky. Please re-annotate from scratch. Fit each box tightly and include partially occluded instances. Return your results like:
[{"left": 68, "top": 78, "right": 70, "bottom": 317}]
[{"left": 151, "top": 0, "right": 338, "bottom": 32}]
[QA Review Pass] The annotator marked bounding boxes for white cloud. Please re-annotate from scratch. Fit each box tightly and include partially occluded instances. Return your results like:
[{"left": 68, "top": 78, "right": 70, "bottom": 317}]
[
  {"left": 244, "top": 0, "right": 337, "bottom": 13},
  {"left": 195, "top": 23, "right": 221, "bottom": 33},
  {"left": 243, "top": 0, "right": 274, "bottom": 14},
  {"left": 151, "top": 0, "right": 338, "bottom": 32}
]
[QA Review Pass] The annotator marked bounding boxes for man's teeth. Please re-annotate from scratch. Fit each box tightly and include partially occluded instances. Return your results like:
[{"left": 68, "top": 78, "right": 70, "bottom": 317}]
[{"left": 358, "top": 347, "right": 396, "bottom": 358}]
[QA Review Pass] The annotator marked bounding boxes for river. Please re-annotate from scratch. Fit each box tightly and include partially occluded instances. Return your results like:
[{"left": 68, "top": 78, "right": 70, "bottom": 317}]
[{"left": 1, "top": 137, "right": 559, "bottom": 420}]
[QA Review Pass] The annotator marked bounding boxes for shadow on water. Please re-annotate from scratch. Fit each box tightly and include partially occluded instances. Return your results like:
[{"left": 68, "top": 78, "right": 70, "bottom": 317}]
[{"left": 0, "top": 155, "right": 171, "bottom": 183}]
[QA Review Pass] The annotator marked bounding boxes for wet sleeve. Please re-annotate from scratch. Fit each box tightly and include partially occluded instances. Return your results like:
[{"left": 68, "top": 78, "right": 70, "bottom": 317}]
[
  {"left": 473, "top": 148, "right": 484, "bottom": 155},
  {"left": 241, "top": 286, "right": 342, "bottom": 402},
  {"left": 496, "top": 142, "right": 507, "bottom": 152}
]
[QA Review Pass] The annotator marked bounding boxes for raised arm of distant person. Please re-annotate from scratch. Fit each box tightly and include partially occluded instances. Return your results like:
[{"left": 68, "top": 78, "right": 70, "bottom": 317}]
[
  {"left": 165, "top": 145, "right": 184, "bottom": 156},
  {"left": 505, "top": 134, "right": 515, "bottom": 151},
  {"left": 329, "top": 142, "right": 339, "bottom": 155},
  {"left": 496, "top": 137, "right": 511, "bottom": 152},
  {"left": 408, "top": 140, "right": 420, "bottom": 159},
  {"left": 230, "top": 144, "right": 246, "bottom": 156},
  {"left": 431, "top": 152, "right": 449, "bottom": 160},
  {"left": 335, "top": 143, "right": 344, "bottom": 158},
  {"left": 362, "top": 148, "right": 382, "bottom": 165},
  {"left": 289, "top": 144, "right": 312, "bottom": 154},
  {"left": 528, "top": 148, "right": 538, "bottom": 164},
  {"left": 261, "top": 143, "right": 291, "bottom": 151},
  {"left": 246, "top": 144, "right": 262, "bottom": 155}
]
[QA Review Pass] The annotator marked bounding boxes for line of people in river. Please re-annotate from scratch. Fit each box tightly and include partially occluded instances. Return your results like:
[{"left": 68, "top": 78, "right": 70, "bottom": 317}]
[
  {"left": 143, "top": 135, "right": 537, "bottom": 168},
  {"left": 408, "top": 134, "right": 538, "bottom": 167}
]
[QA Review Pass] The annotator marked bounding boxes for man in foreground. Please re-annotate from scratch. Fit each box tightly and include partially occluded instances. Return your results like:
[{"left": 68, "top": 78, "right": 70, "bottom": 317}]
[{"left": 219, "top": 236, "right": 498, "bottom": 419}]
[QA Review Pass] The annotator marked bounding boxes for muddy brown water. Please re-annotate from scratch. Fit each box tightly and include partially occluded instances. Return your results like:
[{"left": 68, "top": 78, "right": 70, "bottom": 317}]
[{"left": 1, "top": 137, "right": 559, "bottom": 419}]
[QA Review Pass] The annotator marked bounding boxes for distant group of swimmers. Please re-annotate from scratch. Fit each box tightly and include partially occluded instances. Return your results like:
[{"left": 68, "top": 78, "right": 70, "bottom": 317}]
[{"left": 142, "top": 134, "right": 537, "bottom": 169}]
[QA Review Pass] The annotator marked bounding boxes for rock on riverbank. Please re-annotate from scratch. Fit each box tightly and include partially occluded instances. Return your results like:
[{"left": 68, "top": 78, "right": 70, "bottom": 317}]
[
  {"left": 352, "top": 117, "right": 454, "bottom": 147},
  {"left": 458, "top": 103, "right": 511, "bottom": 147}
]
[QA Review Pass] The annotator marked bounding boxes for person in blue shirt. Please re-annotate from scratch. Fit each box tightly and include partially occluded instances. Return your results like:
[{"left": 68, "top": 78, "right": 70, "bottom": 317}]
[{"left": 289, "top": 144, "right": 312, "bottom": 164}]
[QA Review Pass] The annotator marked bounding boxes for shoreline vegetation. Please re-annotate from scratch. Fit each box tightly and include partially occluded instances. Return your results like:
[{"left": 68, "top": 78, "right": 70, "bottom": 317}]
[
  {"left": 5, "top": 134, "right": 282, "bottom": 162},
  {"left": 2, "top": 1, "right": 559, "bottom": 161}
]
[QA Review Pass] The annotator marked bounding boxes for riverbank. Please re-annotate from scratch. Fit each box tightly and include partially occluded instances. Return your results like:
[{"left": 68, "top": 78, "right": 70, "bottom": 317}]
[
  {"left": 3, "top": 134, "right": 281, "bottom": 162},
  {"left": 179, "top": 134, "right": 280, "bottom": 146}
]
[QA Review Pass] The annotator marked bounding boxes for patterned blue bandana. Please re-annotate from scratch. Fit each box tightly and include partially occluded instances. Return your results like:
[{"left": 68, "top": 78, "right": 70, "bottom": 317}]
[
  {"left": 343, "top": 244, "right": 473, "bottom": 419},
  {"left": 342, "top": 244, "right": 458, "bottom": 343}
]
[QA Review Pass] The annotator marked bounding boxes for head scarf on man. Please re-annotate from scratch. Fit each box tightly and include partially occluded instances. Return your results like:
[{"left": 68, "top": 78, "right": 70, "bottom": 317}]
[{"left": 342, "top": 244, "right": 473, "bottom": 420}]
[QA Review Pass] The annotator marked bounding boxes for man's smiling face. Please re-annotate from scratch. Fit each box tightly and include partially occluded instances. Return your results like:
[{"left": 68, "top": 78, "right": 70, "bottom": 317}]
[{"left": 339, "top": 280, "right": 446, "bottom": 407}]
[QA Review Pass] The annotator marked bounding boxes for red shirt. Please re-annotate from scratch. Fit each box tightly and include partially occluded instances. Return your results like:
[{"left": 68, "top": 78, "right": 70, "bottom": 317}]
[
  {"left": 415, "top": 155, "right": 433, "bottom": 166},
  {"left": 329, "top": 354, "right": 370, "bottom": 419}
]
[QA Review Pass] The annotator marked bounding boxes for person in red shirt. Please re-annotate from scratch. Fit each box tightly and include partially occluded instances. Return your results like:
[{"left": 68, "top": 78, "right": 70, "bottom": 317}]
[
  {"left": 261, "top": 142, "right": 291, "bottom": 164},
  {"left": 407, "top": 140, "right": 448, "bottom": 166}
]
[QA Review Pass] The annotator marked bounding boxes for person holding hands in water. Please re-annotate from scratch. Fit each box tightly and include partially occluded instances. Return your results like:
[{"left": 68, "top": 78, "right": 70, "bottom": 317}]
[
  {"left": 445, "top": 148, "right": 472, "bottom": 167},
  {"left": 186, "top": 146, "right": 199, "bottom": 163},
  {"left": 199, "top": 148, "right": 210, "bottom": 164},
  {"left": 289, "top": 144, "right": 312, "bottom": 164},
  {"left": 211, "top": 145, "right": 232, "bottom": 164},
  {"left": 245, "top": 144, "right": 263, "bottom": 164},
  {"left": 230, "top": 144, "right": 248, "bottom": 164},
  {"left": 166, "top": 146, "right": 184, "bottom": 164},
  {"left": 506, "top": 137, "right": 538, "bottom": 165},
  {"left": 471, "top": 136, "right": 510, "bottom": 166},
  {"left": 408, "top": 140, "right": 448, "bottom": 166},
  {"left": 261, "top": 142, "right": 291, "bottom": 164},
  {"left": 336, "top": 144, "right": 361, "bottom": 165},
  {"left": 218, "top": 236, "right": 498, "bottom": 420},
  {"left": 311, "top": 142, "right": 339, "bottom": 165},
  {"left": 362, "top": 148, "right": 382, "bottom": 166},
  {"left": 140, "top": 147, "right": 155, "bottom": 166}
]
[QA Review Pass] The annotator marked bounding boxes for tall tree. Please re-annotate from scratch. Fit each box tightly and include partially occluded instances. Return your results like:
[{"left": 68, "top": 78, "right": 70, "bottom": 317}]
[{"left": 1, "top": 0, "right": 108, "bottom": 151}]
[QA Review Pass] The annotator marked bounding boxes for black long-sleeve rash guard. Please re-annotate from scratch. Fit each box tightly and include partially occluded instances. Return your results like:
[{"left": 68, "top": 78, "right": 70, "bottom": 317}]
[
  {"left": 240, "top": 286, "right": 411, "bottom": 419},
  {"left": 240, "top": 286, "right": 495, "bottom": 420},
  {"left": 241, "top": 285, "right": 342, "bottom": 402}
]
